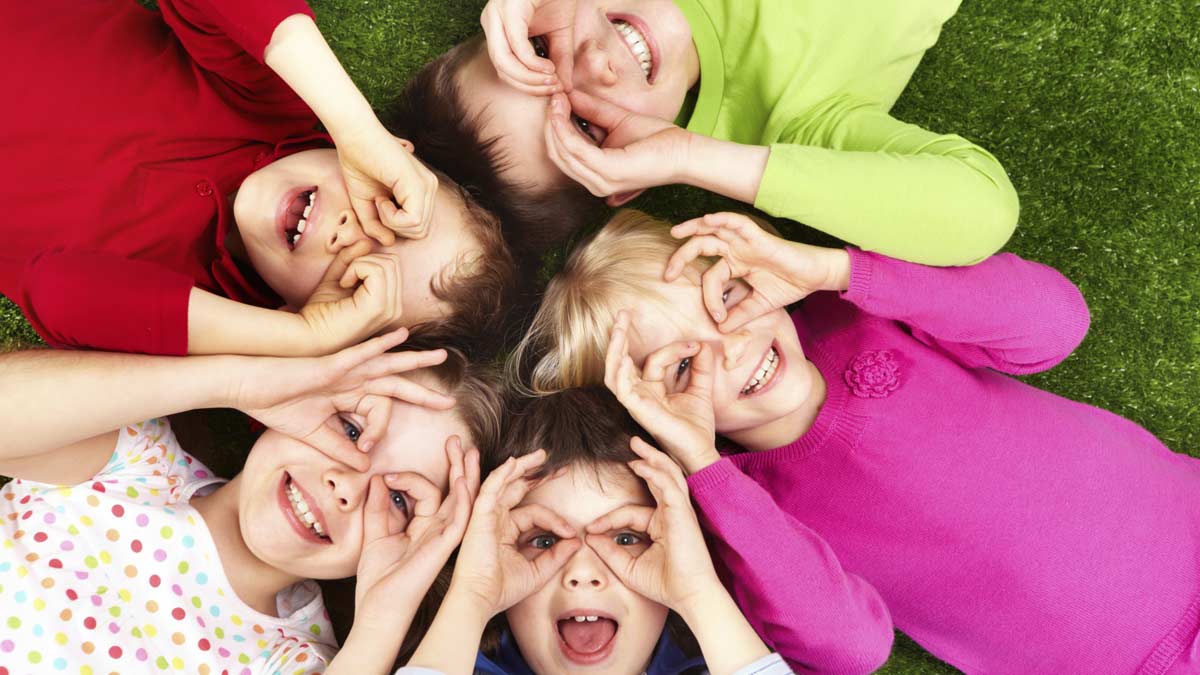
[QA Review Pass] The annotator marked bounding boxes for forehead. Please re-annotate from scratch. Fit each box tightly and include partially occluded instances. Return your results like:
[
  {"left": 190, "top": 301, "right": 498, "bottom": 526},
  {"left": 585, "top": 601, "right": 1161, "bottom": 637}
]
[
  {"left": 368, "top": 378, "right": 468, "bottom": 490},
  {"left": 459, "top": 48, "right": 563, "bottom": 188},
  {"left": 522, "top": 465, "right": 652, "bottom": 528},
  {"left": 379, "top": 186, "right": 482, "bottom": 322},
  {"left": 625, "top": 275, "right": 716, "bottom": 362}
]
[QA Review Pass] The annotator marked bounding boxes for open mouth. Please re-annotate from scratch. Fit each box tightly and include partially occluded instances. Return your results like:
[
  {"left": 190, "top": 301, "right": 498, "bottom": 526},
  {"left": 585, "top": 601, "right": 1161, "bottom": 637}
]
[
  {"left": 610, "top": 17, "right": 655, "bottom": 82},
  {"left": 278, "top": 473, "right": 331, "bottom": 544},
  {"left": 741, "top": 342, "right": 783, "bottom": 397},
  {"left": 556, "top": 611, "right": 618, "bottom": 665},
  {"left": 278, "top": 187, "right": 318, "bottom": 251}
]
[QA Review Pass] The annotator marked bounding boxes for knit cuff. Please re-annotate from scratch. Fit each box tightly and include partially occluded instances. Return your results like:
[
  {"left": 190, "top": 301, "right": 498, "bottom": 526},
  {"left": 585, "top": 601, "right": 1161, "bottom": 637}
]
[
  {"left": 841, "top": 247, "right": 875, "bottom": 306},
  {"left": 687, "top": 457, "right": 740, "bottom": 497}
]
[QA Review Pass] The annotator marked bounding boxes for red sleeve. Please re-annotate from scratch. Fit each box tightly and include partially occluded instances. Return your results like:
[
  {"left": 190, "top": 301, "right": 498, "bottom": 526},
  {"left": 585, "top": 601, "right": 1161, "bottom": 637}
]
[
  {"left": 156, "top": 0, "right": 315, "bottom": 105},
  {"left": 689, "top": 459, "right": 894, "bottom": 674},
  {"left": 841, "top": 249, "right": 1092, "bottom": 375},
  {"left": 19, "top": 250, "right": 194, "bottom": 356}
]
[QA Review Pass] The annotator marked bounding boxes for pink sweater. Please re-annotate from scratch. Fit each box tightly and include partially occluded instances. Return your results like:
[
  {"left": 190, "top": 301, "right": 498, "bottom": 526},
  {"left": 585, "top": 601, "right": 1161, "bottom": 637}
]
[{"left": 688, "top": 249, "right": 1200, "bottom": 674}]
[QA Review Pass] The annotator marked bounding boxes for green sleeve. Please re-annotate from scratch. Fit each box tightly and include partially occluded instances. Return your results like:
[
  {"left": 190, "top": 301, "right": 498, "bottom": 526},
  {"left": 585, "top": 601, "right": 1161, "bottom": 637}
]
[{"left": 754, "top": 96, "right": 1019, "bottom": 266}]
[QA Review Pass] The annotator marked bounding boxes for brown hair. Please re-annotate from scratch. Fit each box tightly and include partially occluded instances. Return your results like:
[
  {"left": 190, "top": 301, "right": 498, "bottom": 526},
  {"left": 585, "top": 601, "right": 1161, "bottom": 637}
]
[
  {"left": 479, "top": 388, "right": 701, "bottom": 660},
  {"left": 413, "top": 175, "right": 518, "bottom": 359},
  {"left": 321, "top": 341, "right": 504, "bottom": 667},
  {"left": 387, "top": 36, "right": 610, "bottom": 268}
]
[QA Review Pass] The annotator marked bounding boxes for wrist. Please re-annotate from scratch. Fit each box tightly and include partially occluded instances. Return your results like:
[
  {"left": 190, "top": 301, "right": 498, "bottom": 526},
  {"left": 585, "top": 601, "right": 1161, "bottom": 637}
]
[
  {"left": 682, "top": 135, "right": 769, "bottom": 204},
  {"left": 826, "top": 248, "right": 853, "bottom": 292},
  {"left": 674, "top": 445, "right": 722, "bottom": 476},
  {"left": 673, "top": 577, "right": 728, "bottom": 623},
  {"left": 442, "top": 582, "right": 497, "bottom": 630}
]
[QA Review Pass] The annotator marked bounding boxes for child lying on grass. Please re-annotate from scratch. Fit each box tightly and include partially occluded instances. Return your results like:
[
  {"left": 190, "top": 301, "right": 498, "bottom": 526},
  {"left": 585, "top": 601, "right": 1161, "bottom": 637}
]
[
  {"left": 0, "top": 330, "right": 500, "bottom": 673},
  {"left": 0, "top": 0, "right": 514, "bottom": 357},
  {"left": 394, "top": 0, "right": 1017, "bottom": 265},
  {"left": 516, "top": 209, "right": 1200, "bottom": 673},
  {"left": 401, "top": 389, "right": 793, "bottom": 675}
]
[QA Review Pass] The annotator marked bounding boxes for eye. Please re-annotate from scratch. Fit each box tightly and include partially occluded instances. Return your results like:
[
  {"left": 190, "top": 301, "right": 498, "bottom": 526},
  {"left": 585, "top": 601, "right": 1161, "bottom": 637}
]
[
  {"left": 613, "top": 532, "right": 641, "bottom": 546},
  {"left": 529, "top": 35, "right": 549, "bottom": 60},
  {"left": 570, "top": 114, "right": 606, "bottom": 145},
  {"left": 338, "top": 416, "right": 361, "bottom": 442},
  {"left": 676, "top": 357, "right": 693, "bottom": 379},
  {"left": 530, "top": 533, "right": 558, "bottom": 550},
  {"left": 389, "top": 490, "right": 409, "bottom": 518}
]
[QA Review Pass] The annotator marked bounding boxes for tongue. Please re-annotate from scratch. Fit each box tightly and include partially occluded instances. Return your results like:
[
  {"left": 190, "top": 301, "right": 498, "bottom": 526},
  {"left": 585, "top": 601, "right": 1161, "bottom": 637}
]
[{"left": 559, "top": 619, "right": 616, "bottom": 655}]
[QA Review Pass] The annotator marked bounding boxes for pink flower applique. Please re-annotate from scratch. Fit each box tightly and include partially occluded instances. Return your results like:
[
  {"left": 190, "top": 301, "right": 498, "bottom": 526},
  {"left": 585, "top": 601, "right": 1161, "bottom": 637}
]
[{"left": 844, "top": 350, "right": 901, "bottom": 399}]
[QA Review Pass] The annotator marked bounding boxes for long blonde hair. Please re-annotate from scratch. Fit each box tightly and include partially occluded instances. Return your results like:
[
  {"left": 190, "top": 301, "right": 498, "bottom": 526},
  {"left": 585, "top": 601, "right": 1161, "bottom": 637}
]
[{"left": 511, "top": 209, "right": 719, "bottom": 394}]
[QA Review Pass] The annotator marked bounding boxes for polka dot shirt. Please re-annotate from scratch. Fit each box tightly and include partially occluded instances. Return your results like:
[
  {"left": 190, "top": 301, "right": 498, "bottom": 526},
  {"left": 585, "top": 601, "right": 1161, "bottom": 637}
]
[{"left": 0, "top": 419, "right": 336, "bottom": 675}]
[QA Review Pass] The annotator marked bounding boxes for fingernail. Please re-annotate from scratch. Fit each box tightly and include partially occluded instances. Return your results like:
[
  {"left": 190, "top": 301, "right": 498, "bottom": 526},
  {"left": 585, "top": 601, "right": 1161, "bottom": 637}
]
[{"left": 360, "top": 441, "right": 374, "bottom": 453}]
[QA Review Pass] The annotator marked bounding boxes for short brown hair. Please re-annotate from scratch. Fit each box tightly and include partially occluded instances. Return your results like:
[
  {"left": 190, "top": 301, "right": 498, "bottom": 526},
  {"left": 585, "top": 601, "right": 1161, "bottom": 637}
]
[
  {"left": 413, "top": 176, "right": 517, "bottom": 359},
  {"left": 388, "top": 36, "right": 610, "bottom": 267},
  {"left": 321, "top": 342, "right": 504, "bottom": 667},
  {"left": 481, "top": 388, "right": 701, "bottom": 660}
]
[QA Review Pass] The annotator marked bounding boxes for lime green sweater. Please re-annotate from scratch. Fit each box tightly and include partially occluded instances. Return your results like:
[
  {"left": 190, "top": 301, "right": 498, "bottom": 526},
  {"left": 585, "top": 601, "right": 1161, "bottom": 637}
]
[{"left": 674, "top": 0, "right": 1018, "bottom": 265}]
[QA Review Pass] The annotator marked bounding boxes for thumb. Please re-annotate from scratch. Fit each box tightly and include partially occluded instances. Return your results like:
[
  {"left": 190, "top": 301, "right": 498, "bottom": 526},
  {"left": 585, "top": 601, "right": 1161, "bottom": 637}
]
[
  {"left": 585, "top": 534, "right": 637, "bottom": 583},
  {"left": 564, "top": 90, "right": 637, "bottom": 137},
  {"left": 718, "top": 294, "right": 776, "bottom": 334}
]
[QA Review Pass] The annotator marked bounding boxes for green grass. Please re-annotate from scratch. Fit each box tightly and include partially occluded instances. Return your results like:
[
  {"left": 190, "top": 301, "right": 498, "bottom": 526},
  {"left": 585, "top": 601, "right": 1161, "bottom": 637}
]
[{"left": 3, "top": 0, "right": 1198, "bottom": 671}]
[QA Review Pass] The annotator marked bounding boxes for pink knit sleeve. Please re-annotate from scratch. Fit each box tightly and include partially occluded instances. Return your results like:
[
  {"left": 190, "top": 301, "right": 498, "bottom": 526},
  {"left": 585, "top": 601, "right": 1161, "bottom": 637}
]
[
  {"left": 688, "top": 459, "right": 893, "bottom": 674},
  {"left": 841, "top": 249, "right": 1091, "bottom": 375}
]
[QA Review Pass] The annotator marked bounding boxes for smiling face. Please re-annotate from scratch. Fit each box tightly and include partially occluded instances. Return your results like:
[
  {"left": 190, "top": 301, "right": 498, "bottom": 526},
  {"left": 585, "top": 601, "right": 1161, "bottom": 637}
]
[
  {"left": 458, "top": 0, "right": 700, "bottom": 189},
  {"left": 624, "top": 274, "right": 823, "bottom": 449},
  {"left": 234, "top": 380, "right": 469, "bottom": 580},
  {"left": 506, "top": 466, "right": 668, "bottom": 673},
  {"left": 233, "top": 148, "right": 481, "bottom": 326}
]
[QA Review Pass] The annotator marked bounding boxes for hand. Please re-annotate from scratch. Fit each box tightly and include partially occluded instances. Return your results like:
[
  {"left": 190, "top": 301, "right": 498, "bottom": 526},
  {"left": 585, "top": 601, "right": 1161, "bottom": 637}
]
[
  {"left": 352, "top": 438, "right": 481, "bottom": 629},
  {"left": 233, "top": 329, "right": 456, "bottom": 471},
  {"left": 449, "top": 450, "right": 581, "bottom": 616},
  {"left": 604, "top": 311, "right": 721, "bottom": 475},
  {"left": 585, "top": 437, "right": 721, "bottom": 612},
  {"left": 480, "top": 0, "right": 577, "bottom": 95},
  {"left": 298, "top": 251, "right": 406, "bottom": 355},
  {"left": 544, "top": 91, "right": 691, "bottom": 204},
  {"left": 664, "top": 212, "right": 853, "bottom": 333},
  {"left": 336, "top": 127, "right": 438, "bottom": 245}
]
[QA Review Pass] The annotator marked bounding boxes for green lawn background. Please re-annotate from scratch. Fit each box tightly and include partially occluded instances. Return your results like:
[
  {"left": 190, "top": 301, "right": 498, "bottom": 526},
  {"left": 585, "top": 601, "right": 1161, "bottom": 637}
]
[{"left": 2, "top": 0, "right": 1198, "bottom": 671}]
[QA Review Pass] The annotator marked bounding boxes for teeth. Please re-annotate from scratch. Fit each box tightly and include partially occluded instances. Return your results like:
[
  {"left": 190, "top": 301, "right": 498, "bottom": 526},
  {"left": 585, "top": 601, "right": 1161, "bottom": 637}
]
[
  {"left": 308, "top": 191, "right": 315, "bottom": 207},
  {"left": 286, "top": 480, "right": 326, "bottom": 539},
  {"left": 741, "top": 347, "right": 779, "bottom": 395},
  {"left": 302, "top": 203, "right": 312, "bottom": 219},
  {"left": 571, "top": 615, "right": 600, "bottom": 622},
  {"left": 296, "top": 218, "right": 307, "bottom": 234},
  {"left": 612, "top": 20, "right": 652, "bottom": 80}
]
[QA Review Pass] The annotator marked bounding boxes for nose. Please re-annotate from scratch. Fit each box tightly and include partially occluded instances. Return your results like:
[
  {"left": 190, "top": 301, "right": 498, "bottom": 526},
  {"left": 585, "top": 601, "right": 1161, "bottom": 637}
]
[
  {"left": 574, "top": 39, "right": 619, "bottom": 88},
  {"left": 320, "top": 465, "right": 367, "bottom": 513},
  {"left": 721, "top": 330, "right": 754, "bottom": 371},
  {"left": 561, "top": 542, "right": 610, "bottom": 591},
  {"left": 325, "top": 209, "right": 369, "bottom": 254}
]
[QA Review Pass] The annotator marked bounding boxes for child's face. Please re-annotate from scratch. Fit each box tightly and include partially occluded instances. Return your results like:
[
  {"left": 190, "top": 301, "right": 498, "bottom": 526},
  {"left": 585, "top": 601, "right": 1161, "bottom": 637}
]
[
  {"left": 235, "top": 377, "right": 468, "bottom": 580},
  {"left": 628, "top": 275, "right": 818, "bottom": 439},
  {"left": 459, "top": 0, "right": 699, "bottom": 188},
  {"left": 506, "top": 466, "right": 668, "bottom": 673},
  {"left": 235, "top": 149, "right": 478, "bottom": 325}
]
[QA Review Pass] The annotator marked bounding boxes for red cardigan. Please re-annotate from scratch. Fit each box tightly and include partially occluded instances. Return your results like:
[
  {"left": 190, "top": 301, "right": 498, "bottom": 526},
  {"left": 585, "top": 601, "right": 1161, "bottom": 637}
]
[{"left": 0, "top": 0, "right": 326, "bottom": 354}]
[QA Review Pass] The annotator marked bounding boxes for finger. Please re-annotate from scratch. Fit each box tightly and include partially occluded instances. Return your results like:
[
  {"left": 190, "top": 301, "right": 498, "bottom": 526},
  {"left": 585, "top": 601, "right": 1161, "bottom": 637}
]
[
  {"left": 718, "top": 293, "right": 775, "bottom": 334},
  {"left": 510, "top": 504, "right": 578, "bottom": 540},
  {"left": 318, "top": 238, "right": 373, "bottom": 291},
  {"left": 384, "top": 191, "right": 426, "bottom": 234},
  {"left": 384, "top": 472, "right": 443, "bottom": 518},
  {"left": 353, "top": 348, "right": 449, "bottom": 380},
  {"left": 374, "top": 197, "right": 407, "bottom": 237},
  {"left": 544, "top": 100, "right": 612, "bottom": 196},
  {"left": 641, "top": 341, "right": 701, "bottom": 384},
  {"left": 442, "top": 475, "right": 473, "bottom": 543},
  {"left": 475, "top": 456, "right": 520, "bottom": 506},
  {"left": 701, "top": 259, "right": 733, "bottom": 324},
  {"left": 363, "top": 475, "right": 394, "bottom": 542},
  {"left": 564, "top": 89, "right": 636, "bottom": 136},
  {"left": 464, "top": 447, "right": 482, "bottom": 503},
  {"left": 546, "top": 27, "right": 575, "bottom": 93},
  {"left": 663, "top": 235, "right": 730, "bottom": 286},
  {"left": 584, "top": 534, "right": 638, "bottom": 583},
  {"left": 630, "top": 436, "right": 688, "bottom": 492},
  {"left": 339, "top": 255, "right": 381, "bottom": 290},
  {"left": 445, "top": 435, "right": 466, "bottom": 488},
  {"left": 503, "top": 8, "right": 555, "bottom": 76},
  {"left": 365, "top": 375, "right": 456, "bottom": 410},
  {"left": 304, "top": 423, "right": 370, "bottom": 472},
  {"left": 585, "top": 504, "right": 653, "bottom": 535},
  {"left": 355, "top": 393, "right": 394, "bottom": 454},
  {"left": 530, "top": 536, "right": 582, "bottom": 586},
  {"left": 482, "top": 8, "right": 555, "bottom": 86},
  {"left": 603, "top": 311, "right": 632, "bottom": 391},
  {"left": 628, "top": 459, "right": 686, "bottom": 508},
  {"left": 352, "top": 196, "right": 396, "bottom": 247},
  {"left": 683, "top": 344, "right": 717, "bottom": 409}
]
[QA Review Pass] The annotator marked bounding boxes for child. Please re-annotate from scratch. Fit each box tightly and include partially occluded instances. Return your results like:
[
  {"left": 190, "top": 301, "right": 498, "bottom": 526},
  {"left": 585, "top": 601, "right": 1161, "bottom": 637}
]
[
  {"left": 400, "top": 389, "right": 795, "bottom": 675},
  {"left": 0, "top": 0, "right": 515, "bottom": 357},
  {"left": 0, "top": 330, "right": 498, "bottom": 673},
  {"left": 514, "top": 209, "right": 1200, "bottom": 673},
  {"left": 392, "top": 0, "right": 1017, "bottom": 265}
]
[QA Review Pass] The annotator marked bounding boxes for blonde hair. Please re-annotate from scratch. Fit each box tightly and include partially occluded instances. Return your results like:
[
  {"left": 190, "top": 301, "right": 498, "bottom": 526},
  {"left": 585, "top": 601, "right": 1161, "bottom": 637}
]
[{"left": 511, "top": 209, "right": 719, "bottom": 394}]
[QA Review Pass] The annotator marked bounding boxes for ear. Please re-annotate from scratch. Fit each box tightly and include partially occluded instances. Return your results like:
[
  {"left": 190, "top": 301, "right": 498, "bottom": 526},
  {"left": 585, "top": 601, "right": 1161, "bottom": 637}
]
[
  {"left": 606, "top": 190, "right": 645, "bottom": 207},
  {"left": 397, "top": 138, "right": 416, "bottom": 153}
]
